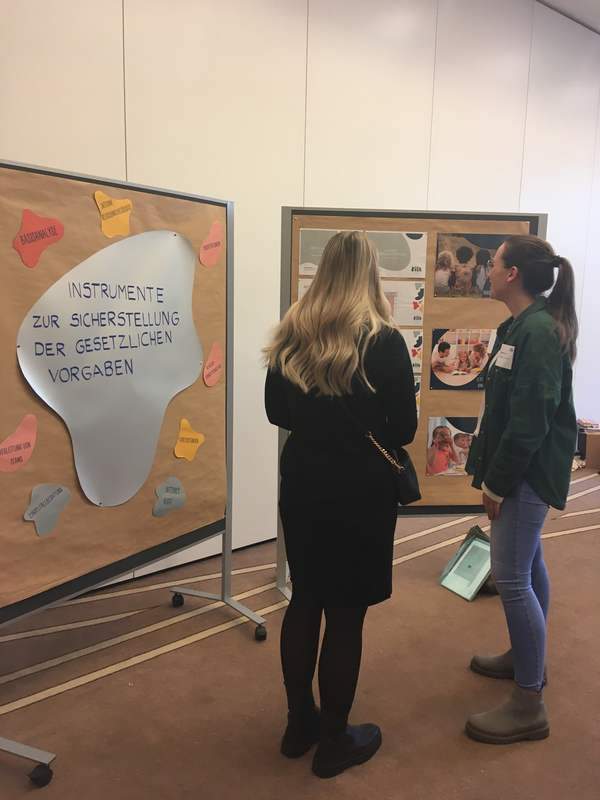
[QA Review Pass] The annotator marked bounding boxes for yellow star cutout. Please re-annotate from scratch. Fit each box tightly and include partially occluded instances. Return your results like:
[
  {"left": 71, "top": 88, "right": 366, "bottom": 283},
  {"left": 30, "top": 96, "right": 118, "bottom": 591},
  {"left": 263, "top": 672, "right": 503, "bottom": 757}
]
[
  {"left": 94, "top": 190, "right": 133, "bottom": 238},
  {"left": 174, "top": 419, "right": 205, "bottom": 462}
]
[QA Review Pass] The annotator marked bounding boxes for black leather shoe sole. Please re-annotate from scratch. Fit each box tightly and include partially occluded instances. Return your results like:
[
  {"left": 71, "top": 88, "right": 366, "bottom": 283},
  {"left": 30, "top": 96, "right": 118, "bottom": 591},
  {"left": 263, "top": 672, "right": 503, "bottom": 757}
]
[
  {"left": 312, "top": 729, "right": 382, "bottom": 779},
  {"left": 465, "top": 720, "right": 550, "bottom": 744}
]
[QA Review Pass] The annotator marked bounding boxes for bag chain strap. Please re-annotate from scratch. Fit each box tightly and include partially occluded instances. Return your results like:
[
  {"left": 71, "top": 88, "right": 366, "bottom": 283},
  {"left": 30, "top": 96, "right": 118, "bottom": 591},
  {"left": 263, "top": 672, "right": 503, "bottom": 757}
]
[{"left": 365, "top": 431, "right": 405, "bottom": 473}]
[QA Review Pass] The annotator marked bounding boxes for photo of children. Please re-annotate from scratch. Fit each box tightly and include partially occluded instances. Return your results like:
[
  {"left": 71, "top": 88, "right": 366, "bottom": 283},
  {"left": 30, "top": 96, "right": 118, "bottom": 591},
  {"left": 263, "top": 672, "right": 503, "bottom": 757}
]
[
  {"left": 426, "top": 417, "right": 477, "bottom": 476},
  {"left": 434, "top": 233, "right": 508, "bottom": 298},
  {"left": 430, "top": 329, "right": 496, "bottom": 390}
]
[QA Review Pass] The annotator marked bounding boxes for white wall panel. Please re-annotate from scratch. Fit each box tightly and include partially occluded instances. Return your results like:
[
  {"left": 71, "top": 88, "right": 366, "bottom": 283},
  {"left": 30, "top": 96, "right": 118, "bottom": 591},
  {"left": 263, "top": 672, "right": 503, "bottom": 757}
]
[
  {"left": 428, "top": 0, "right": 533, "bottom": 212},
  {"left": 542, "top": 0, "right": 600, "bottom": 34},
  {"left": 124, "top": 0, "right": 307, "bottom": 559},
  {"left": 575, "top": 101, "right": 600, "bottom": 417},
  {"left": 520, "top": 1, "right": 600, "bottom": 385},
  {"left": 304, "top": 0, "right": 437, "bottom": 209},
  {"left": 0, "top": 0, "right": 126, "bottom": 179}
]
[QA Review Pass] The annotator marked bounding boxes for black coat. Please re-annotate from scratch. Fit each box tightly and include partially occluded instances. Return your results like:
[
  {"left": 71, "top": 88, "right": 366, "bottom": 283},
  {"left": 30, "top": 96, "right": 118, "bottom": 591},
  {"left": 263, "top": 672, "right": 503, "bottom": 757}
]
[{"left": 265, "top": 328, "right": 417, "bottom": 606}]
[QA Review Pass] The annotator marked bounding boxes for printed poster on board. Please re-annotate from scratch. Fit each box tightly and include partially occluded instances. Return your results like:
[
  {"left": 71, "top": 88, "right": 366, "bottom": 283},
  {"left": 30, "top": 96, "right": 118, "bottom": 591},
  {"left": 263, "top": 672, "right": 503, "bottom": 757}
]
[
  {"left": 426, "top": 417, "right": 478, "bottom": 477},
  {"left": 414, "top": 376, "right": 421, "bottom": 418},
  {"left": 399, "top": 329, "right": 423, "bottom": 373},
  {"left": 381, "top": 281, "right": 424, "bottom": 326},
  {"left": 434, "top": 233, "right": 508, "bottom": 297},
  {"left": 430, "top": 329, "right": 496, "bottom": 390},
  {"left": 367, "top": 231, "right": 427, "bottom": 278},
  {"left": 298, "top": 277, "right": 313, "bottom": 301},
  {"left": 299, "top": 229, "right": 340, "bottom": 276}
]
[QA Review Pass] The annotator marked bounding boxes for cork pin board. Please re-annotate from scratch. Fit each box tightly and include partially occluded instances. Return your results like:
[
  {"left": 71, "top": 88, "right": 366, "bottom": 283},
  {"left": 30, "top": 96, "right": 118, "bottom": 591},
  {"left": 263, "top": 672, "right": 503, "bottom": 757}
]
[
  {"left": 0, "top": 162, "right": 231, "bottom": 625},
  {"left": 282, "top": 207, "right": 547, "bottom": 514}
]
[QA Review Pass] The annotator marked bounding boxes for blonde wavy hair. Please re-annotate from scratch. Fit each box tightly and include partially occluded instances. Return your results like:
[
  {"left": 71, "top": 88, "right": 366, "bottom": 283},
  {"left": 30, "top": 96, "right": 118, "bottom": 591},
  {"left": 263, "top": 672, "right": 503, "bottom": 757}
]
[{"left": 263, "top": 231, "right": 396, "bottom": 396}]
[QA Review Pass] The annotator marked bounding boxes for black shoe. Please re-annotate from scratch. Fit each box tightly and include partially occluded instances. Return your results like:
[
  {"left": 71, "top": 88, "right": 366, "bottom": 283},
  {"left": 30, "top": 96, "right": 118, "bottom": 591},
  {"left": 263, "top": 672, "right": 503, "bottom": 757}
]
[
  {"left": 280, "top": 707, "right": 320, "bottom": 758},
  {"left": 280, "top": 684, "right": 320, "bottom": 758},
  {"left": 312, "top": 723, "right": 382, "bottom": 778}
]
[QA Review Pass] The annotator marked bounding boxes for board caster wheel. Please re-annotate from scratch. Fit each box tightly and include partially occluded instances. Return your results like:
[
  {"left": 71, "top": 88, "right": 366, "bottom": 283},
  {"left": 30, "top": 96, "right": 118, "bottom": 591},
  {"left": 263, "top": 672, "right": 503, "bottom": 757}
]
[
  {"left": 255, "top": 624, "right": 267, "bottom": 641},
  {"left": 28, "top": 764, "right": 53, "bottom": 787},
  {"left": 171, "top": 593, "right": 184, "bottom": 608}
]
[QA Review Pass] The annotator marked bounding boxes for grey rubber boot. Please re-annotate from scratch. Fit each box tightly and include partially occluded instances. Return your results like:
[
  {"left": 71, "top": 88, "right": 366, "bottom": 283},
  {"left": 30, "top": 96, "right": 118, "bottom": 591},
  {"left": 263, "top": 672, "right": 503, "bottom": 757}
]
[
  {"left": 470, "top": 648, "right": 547, "bottom": 686},
  {"left": 471, "top": 648, "right": 515, "bottom": 678},
  {"left": 465, "top": 685, "right": 549, "bottom": 744}
]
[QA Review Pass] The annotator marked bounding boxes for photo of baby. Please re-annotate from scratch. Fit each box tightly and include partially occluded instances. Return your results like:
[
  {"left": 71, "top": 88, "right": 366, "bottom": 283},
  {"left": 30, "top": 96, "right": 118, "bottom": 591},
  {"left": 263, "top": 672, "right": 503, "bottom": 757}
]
[
  {"left": 434, "top": 233, "right": 509, "bottom": 298},
  {"left": 426, "top": 417, "right": 477, "bottom": 476},
  {"left": 430, "top": 329, "right": 496, "bottom": 391}
]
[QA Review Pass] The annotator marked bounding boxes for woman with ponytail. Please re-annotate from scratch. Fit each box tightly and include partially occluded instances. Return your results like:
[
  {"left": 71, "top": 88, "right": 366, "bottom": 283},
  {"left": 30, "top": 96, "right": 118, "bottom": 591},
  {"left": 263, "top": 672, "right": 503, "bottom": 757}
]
[
  {"left": 465, "top": 234, "right": 578, "bottom": 744},
  {"left": 264, "top": 231, "right": 417, "bottom": 777}
]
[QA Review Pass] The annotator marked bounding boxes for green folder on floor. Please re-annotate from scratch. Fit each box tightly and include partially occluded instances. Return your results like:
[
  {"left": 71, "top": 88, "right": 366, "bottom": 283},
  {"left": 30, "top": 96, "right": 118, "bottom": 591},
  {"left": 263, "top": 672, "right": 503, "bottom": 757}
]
[{"left": 439, "top": 530, "right": 491, "bottom": 601}]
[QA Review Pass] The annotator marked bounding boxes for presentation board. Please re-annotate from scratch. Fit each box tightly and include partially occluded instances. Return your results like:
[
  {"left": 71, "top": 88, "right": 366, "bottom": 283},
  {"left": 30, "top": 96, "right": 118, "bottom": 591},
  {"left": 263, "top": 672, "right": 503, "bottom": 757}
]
[
  {"left": 0, "top": 162, "right": 232, "bottom": 625},
  {"left": 282, "top": 207, "right": 547, "bottom": 513}
]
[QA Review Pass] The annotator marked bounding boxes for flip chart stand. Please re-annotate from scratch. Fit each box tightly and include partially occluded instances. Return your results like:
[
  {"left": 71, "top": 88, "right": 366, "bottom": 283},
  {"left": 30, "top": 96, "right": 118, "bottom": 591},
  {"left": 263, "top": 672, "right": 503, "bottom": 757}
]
[
  {"left": 0, "top": 737, "right": 55, "bottom": 787},
  {"left": 170, "top": 522, "right": 268, "bottom": 640}
]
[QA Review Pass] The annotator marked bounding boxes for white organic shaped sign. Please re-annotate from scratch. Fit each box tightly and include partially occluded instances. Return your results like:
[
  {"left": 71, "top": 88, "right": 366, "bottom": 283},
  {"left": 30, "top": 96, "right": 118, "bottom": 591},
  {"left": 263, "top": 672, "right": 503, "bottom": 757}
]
[{"left": 17, "top": 231, "right": 203, "bottom": 506}]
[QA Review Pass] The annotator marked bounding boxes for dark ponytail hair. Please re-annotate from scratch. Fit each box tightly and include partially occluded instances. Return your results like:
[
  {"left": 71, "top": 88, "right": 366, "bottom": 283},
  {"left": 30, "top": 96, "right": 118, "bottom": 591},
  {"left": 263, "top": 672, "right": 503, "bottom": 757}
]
[{"left": 502, "top": 234, "right": 578, "bottom": 363}]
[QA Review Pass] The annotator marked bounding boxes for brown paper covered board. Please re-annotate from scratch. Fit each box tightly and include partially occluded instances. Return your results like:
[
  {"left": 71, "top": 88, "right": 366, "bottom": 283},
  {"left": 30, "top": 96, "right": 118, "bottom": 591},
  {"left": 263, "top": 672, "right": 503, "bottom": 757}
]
[
  {"left": 0, "top": 163, "right": 229, "bottom": 619},
  {"left": 286, "top": 209, "right": 546, "bottom": 511}
]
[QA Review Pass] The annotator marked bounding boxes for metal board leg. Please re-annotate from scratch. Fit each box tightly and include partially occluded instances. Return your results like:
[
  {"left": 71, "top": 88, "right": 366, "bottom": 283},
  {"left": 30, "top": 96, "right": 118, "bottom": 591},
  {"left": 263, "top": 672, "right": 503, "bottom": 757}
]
[
  {"left": 0, "top": 738, "right": 55, "bottom": 787},
  {"left": 170, "top": 529, "right": 268, "bottom": 641}
]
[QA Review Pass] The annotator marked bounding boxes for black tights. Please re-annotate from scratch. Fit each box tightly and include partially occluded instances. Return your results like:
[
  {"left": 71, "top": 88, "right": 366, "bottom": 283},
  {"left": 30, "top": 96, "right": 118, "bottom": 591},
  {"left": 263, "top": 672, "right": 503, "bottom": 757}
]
[{"left": 280, "top": 583, "right": 368, "bottom": 716}]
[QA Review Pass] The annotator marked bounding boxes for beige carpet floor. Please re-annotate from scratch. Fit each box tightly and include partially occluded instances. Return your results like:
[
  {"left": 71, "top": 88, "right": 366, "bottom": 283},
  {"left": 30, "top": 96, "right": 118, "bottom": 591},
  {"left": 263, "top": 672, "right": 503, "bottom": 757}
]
[{"left": 1, "top": 470, "right": 599, "bottom": 799}]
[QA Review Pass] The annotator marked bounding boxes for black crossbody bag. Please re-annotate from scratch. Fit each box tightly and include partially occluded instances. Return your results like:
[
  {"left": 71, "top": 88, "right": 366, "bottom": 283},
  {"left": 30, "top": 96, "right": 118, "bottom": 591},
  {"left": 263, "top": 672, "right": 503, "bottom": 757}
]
[{"left": 339, "top": 398, "right": 421, "bottom": 506}]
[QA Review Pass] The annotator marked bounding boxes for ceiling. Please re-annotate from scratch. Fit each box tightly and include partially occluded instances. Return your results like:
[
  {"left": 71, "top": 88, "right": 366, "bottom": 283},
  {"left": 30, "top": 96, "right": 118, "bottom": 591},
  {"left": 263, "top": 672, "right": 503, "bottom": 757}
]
[{"left": 541, "top": 0, "right": 600, "bottom": 34}]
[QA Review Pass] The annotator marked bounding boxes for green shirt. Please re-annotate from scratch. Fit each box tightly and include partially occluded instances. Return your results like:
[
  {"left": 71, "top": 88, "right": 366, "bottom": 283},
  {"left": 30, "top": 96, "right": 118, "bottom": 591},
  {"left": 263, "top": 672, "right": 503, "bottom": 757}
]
[{"left": 466, "top": 297, "right": 577, "bottom": 510}]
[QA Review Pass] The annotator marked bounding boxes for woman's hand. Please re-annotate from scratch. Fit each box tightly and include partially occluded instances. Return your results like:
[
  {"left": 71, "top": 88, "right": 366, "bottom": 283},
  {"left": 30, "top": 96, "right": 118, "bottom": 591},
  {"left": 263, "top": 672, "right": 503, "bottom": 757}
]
[{"left": 482, "top": 492, "right": 501, "bottom": 521}]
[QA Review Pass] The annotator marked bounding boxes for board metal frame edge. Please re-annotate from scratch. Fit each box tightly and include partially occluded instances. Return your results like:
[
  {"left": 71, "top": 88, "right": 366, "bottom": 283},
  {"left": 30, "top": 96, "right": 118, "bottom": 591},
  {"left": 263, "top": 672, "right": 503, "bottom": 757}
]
[
  {"left": 280, "top": 205, "right": 548, "bottom": 519},
  {"left": 275, "top": 210, "right": 294, "bottom": 599},
  {"left": 0, "top": 160, "right": 233, "bottom": 628}
]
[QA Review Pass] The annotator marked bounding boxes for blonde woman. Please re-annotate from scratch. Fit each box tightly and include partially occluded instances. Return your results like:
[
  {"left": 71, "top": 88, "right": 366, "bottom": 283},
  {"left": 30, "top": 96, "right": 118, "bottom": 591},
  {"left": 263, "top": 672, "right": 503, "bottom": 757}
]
[{"left": 264, "top": 231, "right": 417, "bottom": 778}]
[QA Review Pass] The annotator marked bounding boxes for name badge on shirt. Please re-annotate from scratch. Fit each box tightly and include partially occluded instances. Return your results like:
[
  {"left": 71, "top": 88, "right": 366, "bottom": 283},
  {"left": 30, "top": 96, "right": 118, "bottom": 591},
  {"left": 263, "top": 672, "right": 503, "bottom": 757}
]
[{"left": 496, "top": 344, "right": 515, "bottom": 370}]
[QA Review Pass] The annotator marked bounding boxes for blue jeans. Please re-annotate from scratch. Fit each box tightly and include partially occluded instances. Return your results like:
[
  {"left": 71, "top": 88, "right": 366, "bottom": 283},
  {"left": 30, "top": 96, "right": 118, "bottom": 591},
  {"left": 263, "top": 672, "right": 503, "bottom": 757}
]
[{"left": 490, "top": 480, "right": 550, "bottom": 692}]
